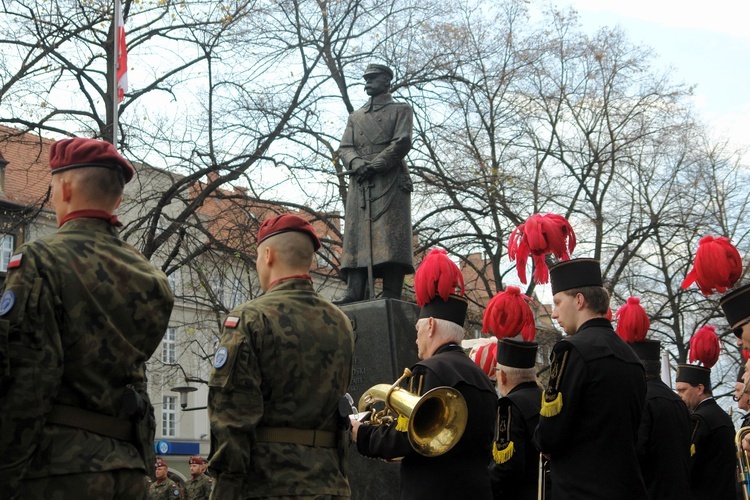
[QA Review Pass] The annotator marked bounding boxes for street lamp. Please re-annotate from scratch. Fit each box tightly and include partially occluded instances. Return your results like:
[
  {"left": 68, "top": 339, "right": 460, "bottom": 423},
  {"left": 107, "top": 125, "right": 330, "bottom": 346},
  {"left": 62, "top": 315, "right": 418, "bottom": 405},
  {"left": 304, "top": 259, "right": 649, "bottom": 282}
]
[{"left": 170, "top": 385, "right": 206, "bottom": 411}]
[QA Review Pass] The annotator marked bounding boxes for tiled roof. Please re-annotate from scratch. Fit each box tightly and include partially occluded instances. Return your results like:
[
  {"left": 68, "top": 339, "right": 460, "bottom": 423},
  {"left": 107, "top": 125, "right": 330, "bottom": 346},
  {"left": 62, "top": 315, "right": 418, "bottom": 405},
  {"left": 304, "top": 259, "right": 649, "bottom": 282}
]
[{"left": 0, "top": 126, "right": 53, "bottom": 207}]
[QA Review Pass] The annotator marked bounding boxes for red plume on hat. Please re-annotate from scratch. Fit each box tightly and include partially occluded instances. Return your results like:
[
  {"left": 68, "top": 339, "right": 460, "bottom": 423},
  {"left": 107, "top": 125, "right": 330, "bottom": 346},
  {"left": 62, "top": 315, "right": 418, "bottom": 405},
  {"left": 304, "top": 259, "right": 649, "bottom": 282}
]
[
  {"left": 681, "top": 235, "right": 742, "bottom": 295},
  {"left": 507, "top": 213, "right": 576, "bottom": 284},
  {"left": 688, "top": 325, "right": 720, "bottom": 368},
  {"left": 482, "top": 286, "right": 536, "bottom": 341},
  {"left": 414, "top": 248, "right": 465, "bottom": 307},
  {"left": 614, "top": 297, "right": 650, "bottom": 343}
]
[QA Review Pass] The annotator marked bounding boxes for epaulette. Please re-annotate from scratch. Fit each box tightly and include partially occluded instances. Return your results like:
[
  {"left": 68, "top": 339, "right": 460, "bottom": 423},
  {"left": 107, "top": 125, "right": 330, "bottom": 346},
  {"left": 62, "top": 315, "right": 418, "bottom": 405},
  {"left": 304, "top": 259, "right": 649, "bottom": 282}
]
[
  {"left": 540, "top": 342, "right": 573, "bottom": 417},
  {"left": 492, "top": 398, "right": 514, "bottom": 464}
]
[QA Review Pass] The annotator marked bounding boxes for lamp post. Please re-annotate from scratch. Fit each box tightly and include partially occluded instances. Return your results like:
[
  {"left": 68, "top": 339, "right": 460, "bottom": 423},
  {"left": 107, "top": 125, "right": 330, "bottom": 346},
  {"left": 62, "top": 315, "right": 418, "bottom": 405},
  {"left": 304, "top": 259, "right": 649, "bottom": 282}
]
[{"left": 170, "top": 385, "right": 206, "bottom": 411}]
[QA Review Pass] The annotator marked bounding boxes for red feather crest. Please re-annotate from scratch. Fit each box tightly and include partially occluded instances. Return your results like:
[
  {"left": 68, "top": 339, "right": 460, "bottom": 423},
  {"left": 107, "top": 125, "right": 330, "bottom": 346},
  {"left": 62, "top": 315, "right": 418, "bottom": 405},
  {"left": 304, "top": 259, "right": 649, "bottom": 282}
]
[
  {"left": 482, "top": 286, "right": 536, "bottom": 341},
  {"left": 614, "top": 297, "right": 650, "bottom": 343},
  {"left": 681, "top": 235, "right": 742, "bottom": 295},
  {"left": 414, "top": 248, "right": 465, "bottom": 307},
  {"left": 688, "top": 325, "right": 721, "bottom": 368},
  {"left": 507, "top": 213, "right": 576, "bottom": 284}
]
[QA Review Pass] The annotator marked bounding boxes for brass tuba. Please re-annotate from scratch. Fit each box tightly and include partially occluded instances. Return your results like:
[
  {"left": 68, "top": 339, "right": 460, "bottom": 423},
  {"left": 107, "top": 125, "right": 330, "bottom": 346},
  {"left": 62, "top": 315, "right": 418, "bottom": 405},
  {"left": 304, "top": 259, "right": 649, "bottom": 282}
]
[
  {"left": 737, "top": 427, "right": 750, "bottom": 500},
  {"left": 358, "top": 368, "right": 468, "bottom": 457}
]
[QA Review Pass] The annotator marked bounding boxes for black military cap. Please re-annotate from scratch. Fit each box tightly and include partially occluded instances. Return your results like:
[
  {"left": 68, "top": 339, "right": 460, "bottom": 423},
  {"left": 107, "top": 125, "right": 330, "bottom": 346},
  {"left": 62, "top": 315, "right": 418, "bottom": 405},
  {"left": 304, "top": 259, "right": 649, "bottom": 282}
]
[
  {"left": 363, "top": 64, "right": 394, "bottom": 80},
  {"left": 720, "top": 283, "right": 750, "bottom": 336},
  {"left": 496, "top": 338, "right": 538, "bottom": 369},
  {"left": 630, "top": 339, "right": 661, "bottom": 363},
  {"left": 549, "top": 258, "right": 603, "bottom": 295},
  {"left": 676, "top": 364, "right": 711, "bottom": 390},
  {"left": 419, "top": 295, "right": 468, "bottom": 327}
]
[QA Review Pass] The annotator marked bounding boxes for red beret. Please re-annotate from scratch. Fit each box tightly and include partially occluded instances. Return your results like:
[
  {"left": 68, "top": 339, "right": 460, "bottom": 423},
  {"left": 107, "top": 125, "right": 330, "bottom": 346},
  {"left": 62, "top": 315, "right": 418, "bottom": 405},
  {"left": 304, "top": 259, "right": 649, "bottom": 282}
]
[
  {"left": 188, "top": 457, "right": 203, "bottom": 465},
  {"left": 49, "top": 137, "right": 135, "bottom": 184},
  {"left": 155, "top": 459, "right": 168, "bottom": 468},
  {"left": 257, "top": 214, "right": 321, "bottom": 251}
]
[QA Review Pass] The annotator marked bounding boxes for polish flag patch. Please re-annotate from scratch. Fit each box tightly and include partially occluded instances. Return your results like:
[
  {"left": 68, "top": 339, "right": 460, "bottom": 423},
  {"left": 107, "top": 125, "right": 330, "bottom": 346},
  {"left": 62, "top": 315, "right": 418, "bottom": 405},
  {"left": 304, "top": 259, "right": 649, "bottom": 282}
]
[
  {"left": 224, "top": 316, "right": 240, "bottom": 328},
  {"left": 7, "top": 254, "right": 22, "bottom": 269}
]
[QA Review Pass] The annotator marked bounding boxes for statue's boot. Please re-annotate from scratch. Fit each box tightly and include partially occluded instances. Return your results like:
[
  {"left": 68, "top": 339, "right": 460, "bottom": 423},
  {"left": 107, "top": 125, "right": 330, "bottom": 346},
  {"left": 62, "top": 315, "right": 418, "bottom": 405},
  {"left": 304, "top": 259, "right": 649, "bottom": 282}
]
[
  {"left": 381, "top": 271, "right": 405, "bottom": 300},
  {"left": 333, "top": 269, "right": 367, "bottom": 305}
]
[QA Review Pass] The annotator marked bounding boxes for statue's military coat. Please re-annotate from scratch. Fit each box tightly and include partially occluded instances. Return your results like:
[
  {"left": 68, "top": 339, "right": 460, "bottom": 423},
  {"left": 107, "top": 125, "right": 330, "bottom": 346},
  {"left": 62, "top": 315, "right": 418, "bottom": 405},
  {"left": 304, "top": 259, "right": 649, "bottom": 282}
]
[
  {"left": 0, "top": 218, "right": 174, "bottom": 497},
  {"left": 208, "top": 277, "right": 354, "bottom": 498},
  {"left": 337, "top": 92, "right": 415, "bottom": 278},
  {"left": 489, "top": 381, "right": 542, "bottom": 500},
  {"left": 533, "top": 318, "right": 648, "bottom": 500},
  {"left": 689, "top": 398, "right": 736, "bottom": 500},
  {"left": 636, "top": 377, "right": 692, "bottom": 500},
  {"left": 356, "top": 343, "right": 497, "bottom": 500}
]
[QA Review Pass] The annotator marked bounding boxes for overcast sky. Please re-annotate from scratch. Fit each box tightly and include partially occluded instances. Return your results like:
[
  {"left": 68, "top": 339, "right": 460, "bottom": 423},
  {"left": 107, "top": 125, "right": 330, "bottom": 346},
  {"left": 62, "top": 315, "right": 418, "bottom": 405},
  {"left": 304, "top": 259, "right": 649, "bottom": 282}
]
[{"left": 556, "top": 0, "right": 750, "bottom": 151}]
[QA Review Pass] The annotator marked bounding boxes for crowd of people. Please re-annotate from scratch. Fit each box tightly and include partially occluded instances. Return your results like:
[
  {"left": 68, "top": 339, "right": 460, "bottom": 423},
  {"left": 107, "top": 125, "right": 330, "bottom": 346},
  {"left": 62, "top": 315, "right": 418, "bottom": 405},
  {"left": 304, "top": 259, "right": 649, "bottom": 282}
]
[{"left": 1, "top": 131, "right": 749, "bottom": 500}]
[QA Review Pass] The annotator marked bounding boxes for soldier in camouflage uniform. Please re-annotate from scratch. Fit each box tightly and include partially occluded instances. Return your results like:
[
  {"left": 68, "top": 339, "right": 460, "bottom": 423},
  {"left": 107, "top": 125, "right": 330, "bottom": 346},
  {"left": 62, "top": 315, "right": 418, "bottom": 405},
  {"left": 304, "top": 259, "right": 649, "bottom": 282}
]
[
  {"left": 149, "top": 459, "right": 184, "bottom": 499},
  {"left": 208, "top": 214, "right": 355, "bottom": 499},
  {"left": 0, "top": 138, "right": 174, "bottom": 499},
  {"left": 184, "top": 457, "right": 212, "bottom": 499}
]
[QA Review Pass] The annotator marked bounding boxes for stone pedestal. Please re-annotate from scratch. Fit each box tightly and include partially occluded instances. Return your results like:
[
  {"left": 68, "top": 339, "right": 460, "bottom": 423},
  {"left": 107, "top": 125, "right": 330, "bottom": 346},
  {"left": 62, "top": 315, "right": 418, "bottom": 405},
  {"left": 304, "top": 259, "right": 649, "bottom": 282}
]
[{"left": 338, "top": 298, "right": 420, "bottom": 500}]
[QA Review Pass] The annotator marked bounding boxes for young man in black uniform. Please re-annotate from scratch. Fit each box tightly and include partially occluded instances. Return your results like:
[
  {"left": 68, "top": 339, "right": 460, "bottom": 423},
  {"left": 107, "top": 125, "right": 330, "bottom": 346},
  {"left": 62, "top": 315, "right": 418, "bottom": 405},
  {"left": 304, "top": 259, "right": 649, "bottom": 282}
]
[
  {"left": 675, "top": 364, "right": 736, "bottom": 500},
  {"left": 533, "top": 258, "right": 648, "bottom": 500},
  {"left": 489, "top": 338, "right": 542, "bottom": 500}
]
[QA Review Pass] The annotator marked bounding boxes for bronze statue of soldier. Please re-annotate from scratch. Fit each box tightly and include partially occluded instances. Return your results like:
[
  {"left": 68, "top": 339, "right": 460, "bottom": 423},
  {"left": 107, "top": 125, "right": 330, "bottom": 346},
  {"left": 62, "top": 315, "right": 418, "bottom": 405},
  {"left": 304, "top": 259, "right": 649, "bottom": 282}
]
[{"left": 334, "top": 64, "right": 415, "bottom": 304}]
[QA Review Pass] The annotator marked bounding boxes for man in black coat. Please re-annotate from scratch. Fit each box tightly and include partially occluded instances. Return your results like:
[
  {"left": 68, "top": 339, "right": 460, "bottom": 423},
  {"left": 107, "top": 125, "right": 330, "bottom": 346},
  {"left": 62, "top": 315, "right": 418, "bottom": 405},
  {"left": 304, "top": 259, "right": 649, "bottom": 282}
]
[
  {"left": 489, "top": 338, "right": 542, "bottom": 500},
  {"left": 675, "top": 364, "right": 736, "bottom": 500},
  {"left": 630, "top": 340, "right": 692, "bottom": 499},
  {"left": 350, "top": 251, "right": 497, "bottom": 500},
  {"left": 533, "top": 258, "right": 648, "bottom": 500}
]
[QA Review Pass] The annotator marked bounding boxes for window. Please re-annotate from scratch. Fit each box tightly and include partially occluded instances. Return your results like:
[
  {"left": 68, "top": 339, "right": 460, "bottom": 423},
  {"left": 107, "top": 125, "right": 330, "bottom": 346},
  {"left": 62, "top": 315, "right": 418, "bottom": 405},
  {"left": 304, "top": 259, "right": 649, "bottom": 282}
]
[
  {"left": 162, "top": 327, "right": 176, "bottom": 364},
  {"left": 0, "top": 234, "right": 14, "bottom": 272},
  {"left": 229, "top": 277, "right": 247, "bottom": 309},
  {"left": 162, "top": 396, "right": 176, "bottom": 437}
]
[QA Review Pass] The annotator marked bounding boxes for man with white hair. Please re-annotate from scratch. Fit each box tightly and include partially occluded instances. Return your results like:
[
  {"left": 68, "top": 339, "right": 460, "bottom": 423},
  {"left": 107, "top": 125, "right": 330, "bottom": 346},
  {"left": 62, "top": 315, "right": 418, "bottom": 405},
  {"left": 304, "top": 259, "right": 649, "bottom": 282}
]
[{"left": 350, "top": 249, "right": 497, "bottom": 499}]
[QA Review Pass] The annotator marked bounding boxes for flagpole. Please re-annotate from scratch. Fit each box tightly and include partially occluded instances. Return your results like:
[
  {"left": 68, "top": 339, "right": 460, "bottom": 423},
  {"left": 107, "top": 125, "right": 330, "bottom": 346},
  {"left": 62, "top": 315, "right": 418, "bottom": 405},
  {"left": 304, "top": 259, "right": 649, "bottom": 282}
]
[{"left": 112, "top": 0, "right": 120, "bottom": 149}]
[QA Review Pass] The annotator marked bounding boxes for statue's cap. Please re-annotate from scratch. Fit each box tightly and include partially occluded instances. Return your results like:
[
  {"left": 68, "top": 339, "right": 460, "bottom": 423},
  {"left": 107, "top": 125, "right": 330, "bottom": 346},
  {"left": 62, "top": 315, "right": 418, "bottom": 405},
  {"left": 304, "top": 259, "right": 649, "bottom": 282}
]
[{"left": 363, "top": 64, "right": 394, "bottom": 80}]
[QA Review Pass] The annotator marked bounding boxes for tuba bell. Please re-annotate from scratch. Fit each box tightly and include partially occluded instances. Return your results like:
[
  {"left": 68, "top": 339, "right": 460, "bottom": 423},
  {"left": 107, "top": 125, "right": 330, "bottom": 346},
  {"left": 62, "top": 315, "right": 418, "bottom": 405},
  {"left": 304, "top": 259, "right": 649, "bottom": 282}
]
[
  {"left": 738, "top": 427, "right": 750, "bottom": 500},
  {"left": 358, "top": 368, "right": 468, "bottom": 457}
]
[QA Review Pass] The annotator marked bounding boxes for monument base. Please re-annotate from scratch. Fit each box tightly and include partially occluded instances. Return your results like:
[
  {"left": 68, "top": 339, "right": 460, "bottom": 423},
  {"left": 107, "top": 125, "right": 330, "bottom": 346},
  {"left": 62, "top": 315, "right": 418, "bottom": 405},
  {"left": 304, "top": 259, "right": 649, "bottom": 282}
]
[{"left": 338, "top": 298, "right": 420, "bottom": 500}]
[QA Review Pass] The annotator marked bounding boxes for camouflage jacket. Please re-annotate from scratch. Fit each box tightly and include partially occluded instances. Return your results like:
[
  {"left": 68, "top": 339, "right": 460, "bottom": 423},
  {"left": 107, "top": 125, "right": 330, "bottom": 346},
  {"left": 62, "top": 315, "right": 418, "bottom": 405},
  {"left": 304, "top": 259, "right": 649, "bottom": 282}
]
[
  {"left": 148, "top": 477, "right": 184, "bottom": 499},
  {"left": 208, "top": 277, "right": 354, "bottom": 498},
  {"left": 0, "top": 217, "right": 174, "bottom": 495},
  {"left": 184, "top": 473, "right": 212, "bottom": 500}
]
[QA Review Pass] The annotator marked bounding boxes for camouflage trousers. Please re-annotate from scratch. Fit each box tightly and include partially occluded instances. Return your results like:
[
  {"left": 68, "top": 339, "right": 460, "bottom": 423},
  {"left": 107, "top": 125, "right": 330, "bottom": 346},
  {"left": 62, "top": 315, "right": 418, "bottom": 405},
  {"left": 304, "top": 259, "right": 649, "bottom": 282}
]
[{"left": 18, "top": 469, "right": 148, "bottom": 499}]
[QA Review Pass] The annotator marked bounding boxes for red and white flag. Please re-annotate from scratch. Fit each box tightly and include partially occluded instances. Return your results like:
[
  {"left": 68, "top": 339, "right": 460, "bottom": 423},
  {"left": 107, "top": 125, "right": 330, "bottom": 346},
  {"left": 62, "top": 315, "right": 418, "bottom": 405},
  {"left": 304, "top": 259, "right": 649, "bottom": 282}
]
[{"left": 115, "top": 0, "right": 128, "bottom": 103}]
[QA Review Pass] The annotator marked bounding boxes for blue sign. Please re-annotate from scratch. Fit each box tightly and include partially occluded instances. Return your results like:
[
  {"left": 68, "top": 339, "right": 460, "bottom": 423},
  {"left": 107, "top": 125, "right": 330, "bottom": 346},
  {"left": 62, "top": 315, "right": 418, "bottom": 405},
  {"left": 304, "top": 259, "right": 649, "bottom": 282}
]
[{"left": 154, "top": 440, "right": 201, "bottom": 455}]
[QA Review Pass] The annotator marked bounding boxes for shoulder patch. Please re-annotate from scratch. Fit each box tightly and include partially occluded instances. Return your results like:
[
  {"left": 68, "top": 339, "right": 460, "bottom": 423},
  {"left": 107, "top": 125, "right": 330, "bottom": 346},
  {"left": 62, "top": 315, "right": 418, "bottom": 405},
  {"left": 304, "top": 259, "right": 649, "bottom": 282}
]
[
  {"left": 7, "top": 253, "right": 22, "bottom": 270},
  {"left": 213, "top": 346, "right": 229, "bottom": 369},
  {"left": 493, "top": 398, "right": 515, "bottom": 464},
  {"left": 540, "top": 342, "right": 573, "bottom": 417},
  {"left": 0, "top": 290, "right": 15, "bottom": 316},
  {"left": 224, "top": 315, "right": 240, "bottom": 328}
]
